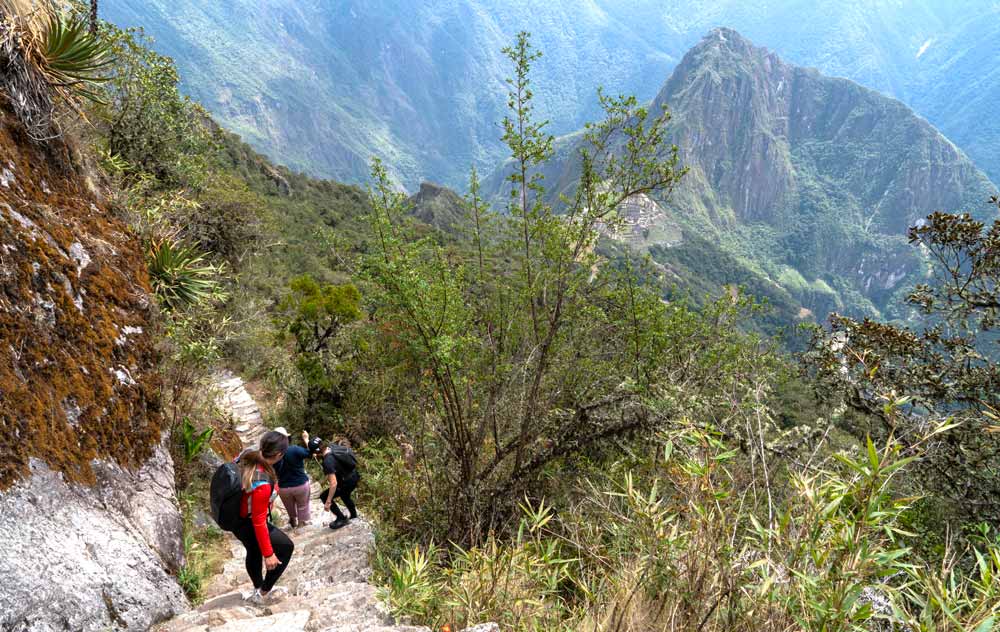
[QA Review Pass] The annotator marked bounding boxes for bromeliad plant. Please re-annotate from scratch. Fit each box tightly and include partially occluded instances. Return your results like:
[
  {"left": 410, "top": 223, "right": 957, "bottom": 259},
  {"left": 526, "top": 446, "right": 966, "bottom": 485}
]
[
  {"left": 40, "top": 10, "right": 112, "bottom": 101},
  {"left": 147, "top": 236, "right": 226, "bottom": 311}
]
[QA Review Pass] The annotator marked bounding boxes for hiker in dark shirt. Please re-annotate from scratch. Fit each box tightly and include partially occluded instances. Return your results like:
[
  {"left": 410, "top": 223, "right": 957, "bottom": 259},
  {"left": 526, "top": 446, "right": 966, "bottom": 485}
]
[
  {"left": 309, "top": 436, "right": 360, "bottom": 530},
  {"left": 273, "top": 427, "right": 313, "bottom": 528}
]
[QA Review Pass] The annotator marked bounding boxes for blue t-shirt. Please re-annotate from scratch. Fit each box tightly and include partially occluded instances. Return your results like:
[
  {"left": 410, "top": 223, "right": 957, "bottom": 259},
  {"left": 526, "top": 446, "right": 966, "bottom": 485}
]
[{"left": 275, "top": 445, "right": 311, "bottom": 488}]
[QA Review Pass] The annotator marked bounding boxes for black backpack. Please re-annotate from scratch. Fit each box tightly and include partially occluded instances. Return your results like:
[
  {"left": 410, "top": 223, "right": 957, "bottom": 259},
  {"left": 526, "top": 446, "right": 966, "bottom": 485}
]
[
  {"left": 210, "top": 460, "right": 271, "bottom": 532},
  {"left": 210, "top": 461, "right": 245, "bottom": 532},
  {"left": 329, "top": 444, "right": 358, "bottom": 472}
]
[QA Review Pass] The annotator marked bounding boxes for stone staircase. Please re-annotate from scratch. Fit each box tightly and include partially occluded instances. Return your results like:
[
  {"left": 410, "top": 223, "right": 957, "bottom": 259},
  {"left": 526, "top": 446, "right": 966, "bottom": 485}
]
[{"left": 155, "top": 372, "right": 491, "bottom": 632}]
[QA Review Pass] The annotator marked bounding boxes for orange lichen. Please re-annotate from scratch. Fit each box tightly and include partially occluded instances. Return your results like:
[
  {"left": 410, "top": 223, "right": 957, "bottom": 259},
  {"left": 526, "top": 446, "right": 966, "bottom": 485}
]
[{"left": 0, "top": 105, "right": 162, "bottom": 489}]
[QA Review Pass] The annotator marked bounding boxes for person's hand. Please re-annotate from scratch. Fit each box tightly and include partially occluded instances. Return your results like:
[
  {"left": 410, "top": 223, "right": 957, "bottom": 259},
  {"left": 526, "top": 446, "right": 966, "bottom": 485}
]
[
  {"left": 264, "top": 554, "right": 281, "bottom": 570},
  {"left": 301, "top": 430, "right": 309, "bottom": 444},
  {"left": 324, "top": 498, "right": 332, "bottom": 511}
]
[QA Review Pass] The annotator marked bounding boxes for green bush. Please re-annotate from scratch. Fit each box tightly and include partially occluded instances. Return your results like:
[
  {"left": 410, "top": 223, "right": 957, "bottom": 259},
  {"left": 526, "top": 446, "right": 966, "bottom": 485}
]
[
  {"left": 176, "top": 489, "right": 228, "bottom": 604},
  {"left": 376, "top": 422, "right": 1000, "bottom": 631},
  {"left": 273, "top": 274, "right": 362, "bottom": 425},
  {"left": 100, "top": 23, "right": 214, "bottom": 185}
]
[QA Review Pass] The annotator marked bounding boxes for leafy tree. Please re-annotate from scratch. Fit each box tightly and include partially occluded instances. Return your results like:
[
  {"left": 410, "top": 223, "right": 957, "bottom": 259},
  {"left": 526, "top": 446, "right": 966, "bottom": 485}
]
[
  {"left": 187, "top": 173, "right": 269, "bottom": 267},
  {"left": 808, "top": 197, "right": 1000, "bottom": 522},
  {"left": 357, "top": 31, "right": 697, "bottom": 543},
  {"left": 275, "top": 275, "right": 362, "bottom": 419},
  {"left": 98, "top": 22, "right": 212, "bottom": 185}
]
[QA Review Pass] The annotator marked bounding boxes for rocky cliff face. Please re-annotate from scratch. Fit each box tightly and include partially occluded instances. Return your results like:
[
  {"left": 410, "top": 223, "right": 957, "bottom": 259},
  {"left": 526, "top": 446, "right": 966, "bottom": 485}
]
[
  {"left": 0, "top": 102, "right": 186, "bottom": 629},
  {"left": 660, "top": 28, "right": 990, "bottom": 233},
  {"left": 1, "top": 443, "right": 186, "bottom": 632},
  {"left": 656, "top": 28, "right": 994, "bottom": 317}
]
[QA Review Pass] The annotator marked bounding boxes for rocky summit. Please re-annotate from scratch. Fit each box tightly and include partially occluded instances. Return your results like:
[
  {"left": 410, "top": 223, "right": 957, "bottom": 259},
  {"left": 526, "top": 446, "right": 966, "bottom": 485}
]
[{"left": 658, "top": 27, "right": 995, "bottom": 317}]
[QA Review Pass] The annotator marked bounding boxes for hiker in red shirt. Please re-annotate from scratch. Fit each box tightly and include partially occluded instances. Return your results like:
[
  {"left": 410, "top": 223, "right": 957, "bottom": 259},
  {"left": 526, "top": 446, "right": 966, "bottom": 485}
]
[{"left": 235, "top": 431, "right": 295, "bottom": 603}]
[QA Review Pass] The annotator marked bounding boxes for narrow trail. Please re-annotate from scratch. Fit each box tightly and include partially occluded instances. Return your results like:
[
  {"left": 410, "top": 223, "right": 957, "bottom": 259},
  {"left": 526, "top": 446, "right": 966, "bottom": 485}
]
[{"left": 155, "top": 371, "right": 441, "bottom": 632}]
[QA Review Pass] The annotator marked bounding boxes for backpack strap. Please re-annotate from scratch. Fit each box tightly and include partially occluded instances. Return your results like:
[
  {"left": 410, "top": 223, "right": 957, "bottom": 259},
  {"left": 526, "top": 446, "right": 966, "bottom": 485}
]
[{"left": 246, "top": 470, "right": 271, "bottom": 517}]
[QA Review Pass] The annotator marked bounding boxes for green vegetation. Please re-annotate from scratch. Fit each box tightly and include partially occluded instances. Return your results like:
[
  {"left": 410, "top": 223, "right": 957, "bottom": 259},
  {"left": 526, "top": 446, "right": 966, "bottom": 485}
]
[
  {"left": 177, "top": 485, "right": 230, "bottom": 604},
  {"left": 372, "top": 423, "right": 1000, "bottom": 630},
  {"left": 358, "top": 33, "right": 998, "bottom": 632},
  {"left": 274, "top": 275, "right": 362, "bottom": 421},
  {"left": 39, "top": 11, "right": 112, "bottom": 101},
  {"left": 47, "top": 6, "right": 1000, "bottom": 629},
  {"left": 355, "top": 29, "right": 687, "bottom": 541},
  {"left": 178, "top": 417, "right": 214, "bottom": 464},
  {"left": 146, "top": 237, "right": 226, "bottom": 311},
  {"left": 808, "top": 202, "right": 1000, "bottom": 525}
]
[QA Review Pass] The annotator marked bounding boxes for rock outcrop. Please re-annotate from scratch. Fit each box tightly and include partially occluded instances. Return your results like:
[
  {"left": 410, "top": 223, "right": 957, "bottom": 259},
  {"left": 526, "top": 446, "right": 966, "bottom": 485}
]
[
  {"left": 0, "top": 443, "right": 187, "bottom": 632},
  {"left": 654, "top": 28, "right": 995, "bottom": 315},
  {"left": 0, "top": 92, "right": 182, "bottom": 628},
  {"left": 0, "top": 110, "right": 163, "bottom": 489}
]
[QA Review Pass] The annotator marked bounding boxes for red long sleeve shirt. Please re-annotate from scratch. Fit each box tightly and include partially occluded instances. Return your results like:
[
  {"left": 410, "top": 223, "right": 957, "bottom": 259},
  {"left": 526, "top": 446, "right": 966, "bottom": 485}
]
[{"left": 239, "top": 466, "right": 277, "bottom": 558}]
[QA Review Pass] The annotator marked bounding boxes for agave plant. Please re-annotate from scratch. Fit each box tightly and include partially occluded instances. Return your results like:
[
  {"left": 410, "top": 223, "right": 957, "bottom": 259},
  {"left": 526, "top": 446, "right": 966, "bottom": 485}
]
[
  {"left": 147, "top": 237, "right": 225, "bottom": 311},
  {"left": 39, "top": 10, "right": 112, "bottom": 101}
]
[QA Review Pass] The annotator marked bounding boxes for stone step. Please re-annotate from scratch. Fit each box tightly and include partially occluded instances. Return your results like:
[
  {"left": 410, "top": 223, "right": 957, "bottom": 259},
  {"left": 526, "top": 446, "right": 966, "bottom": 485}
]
[
  {"left": 158, "top": 372, "right": 497, "bottom": 632},
  {"left": 212, "top": 609, "right": 311, "bottom": 632}
]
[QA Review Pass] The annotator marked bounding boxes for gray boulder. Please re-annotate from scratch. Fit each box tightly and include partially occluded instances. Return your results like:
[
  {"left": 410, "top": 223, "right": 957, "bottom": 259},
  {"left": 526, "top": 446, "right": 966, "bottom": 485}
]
[{"left": 0, "top": 442, "right": 187, "bottom": 632}]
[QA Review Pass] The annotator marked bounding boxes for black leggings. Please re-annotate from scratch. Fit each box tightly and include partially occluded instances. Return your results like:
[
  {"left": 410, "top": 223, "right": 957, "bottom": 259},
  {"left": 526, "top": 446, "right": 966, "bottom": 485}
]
[
  {"left": 234, "top": 521, "right": 294, "bottom": 592},
  {"left": 320, "top": 472, "right": 360, "bottom": 520}
]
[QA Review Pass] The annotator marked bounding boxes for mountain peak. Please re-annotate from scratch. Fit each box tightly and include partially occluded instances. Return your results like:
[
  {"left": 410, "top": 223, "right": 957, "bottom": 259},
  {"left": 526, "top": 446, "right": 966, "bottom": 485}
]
[
  {"left": 689, "top": 27, "right": 766, "bottom": 59},
  {"left": 667, "top": 27, "right": 782, "bottom": 87},
  {"left": 409, "top": 181, "right": 467, "bottom": 233},
  {"left": 705, "top": 27, "right": 752, "bottom": 47}
]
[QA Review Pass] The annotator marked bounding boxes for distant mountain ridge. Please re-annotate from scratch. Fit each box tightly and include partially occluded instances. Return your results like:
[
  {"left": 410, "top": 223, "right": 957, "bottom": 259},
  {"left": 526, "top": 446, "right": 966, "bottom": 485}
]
[
  {"left": 486, "top": 29, "right": 996, "bottom": 322},
  {"left": 101, "top": 0, "right": 1000, "bottom": 189}
]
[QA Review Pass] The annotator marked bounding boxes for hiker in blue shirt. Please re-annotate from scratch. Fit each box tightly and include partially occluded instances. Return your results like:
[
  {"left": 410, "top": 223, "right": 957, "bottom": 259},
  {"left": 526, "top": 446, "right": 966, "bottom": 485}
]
[{"left": 273, "top": 427, "right": 313, "bottom": 528}]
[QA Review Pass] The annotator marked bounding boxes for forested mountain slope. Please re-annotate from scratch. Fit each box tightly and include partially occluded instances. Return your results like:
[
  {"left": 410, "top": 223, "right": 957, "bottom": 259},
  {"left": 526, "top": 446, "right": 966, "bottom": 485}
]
[{"left": 102, "top": 0, "right": 1000, "bottom": 188}]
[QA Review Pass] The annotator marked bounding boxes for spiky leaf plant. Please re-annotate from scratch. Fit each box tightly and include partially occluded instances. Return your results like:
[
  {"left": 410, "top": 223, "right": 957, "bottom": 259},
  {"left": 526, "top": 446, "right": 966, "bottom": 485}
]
[
  {"left": 40, "top": 10, "right": 111, "bottom": 101},
  {"left": 147, "top": 237, "right": 225, "bottom": 311}
]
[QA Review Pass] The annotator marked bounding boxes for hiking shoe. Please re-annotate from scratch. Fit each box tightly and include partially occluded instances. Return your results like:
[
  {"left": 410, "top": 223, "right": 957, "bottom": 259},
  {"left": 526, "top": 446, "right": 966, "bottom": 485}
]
[
  {"left": 259, "top": 586, "right": 288, "bottom": 604},
  {"left": 242, "top": 588, "right": 262, "bottom": 603},
  {"left": 329, "top": 518, "right": 349, "bottom": 530}
]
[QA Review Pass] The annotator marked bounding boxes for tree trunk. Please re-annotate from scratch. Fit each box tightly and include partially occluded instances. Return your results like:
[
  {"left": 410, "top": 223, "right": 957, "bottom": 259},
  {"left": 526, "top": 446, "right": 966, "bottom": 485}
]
[{"left": 89, "top": 0, "right": 98, "bottom": 35}]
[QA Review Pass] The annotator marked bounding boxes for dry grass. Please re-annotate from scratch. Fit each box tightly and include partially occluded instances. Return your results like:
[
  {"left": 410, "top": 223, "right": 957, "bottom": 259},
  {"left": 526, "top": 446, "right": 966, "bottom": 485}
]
[{"left": 0, "top": 0, "right": 51, "bottom": 37}]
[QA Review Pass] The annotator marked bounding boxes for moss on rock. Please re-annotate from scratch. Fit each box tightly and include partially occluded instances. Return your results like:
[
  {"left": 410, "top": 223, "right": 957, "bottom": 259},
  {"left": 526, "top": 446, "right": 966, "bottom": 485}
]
[{"left": 0, "top": 105, "right": 161, "bottom": 489}]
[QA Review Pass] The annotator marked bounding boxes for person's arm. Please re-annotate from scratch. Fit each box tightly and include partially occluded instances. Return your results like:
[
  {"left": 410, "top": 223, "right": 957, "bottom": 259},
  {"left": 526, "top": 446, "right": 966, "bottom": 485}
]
[
  {"left": 250, "top": 484, "right": 276, "bottom": 559},
  {"left": 324, "top": 473, "right": 338, "bottom": 510},
  {"left": 301, "top": 430, "right": 309, "bottom": 446}
]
